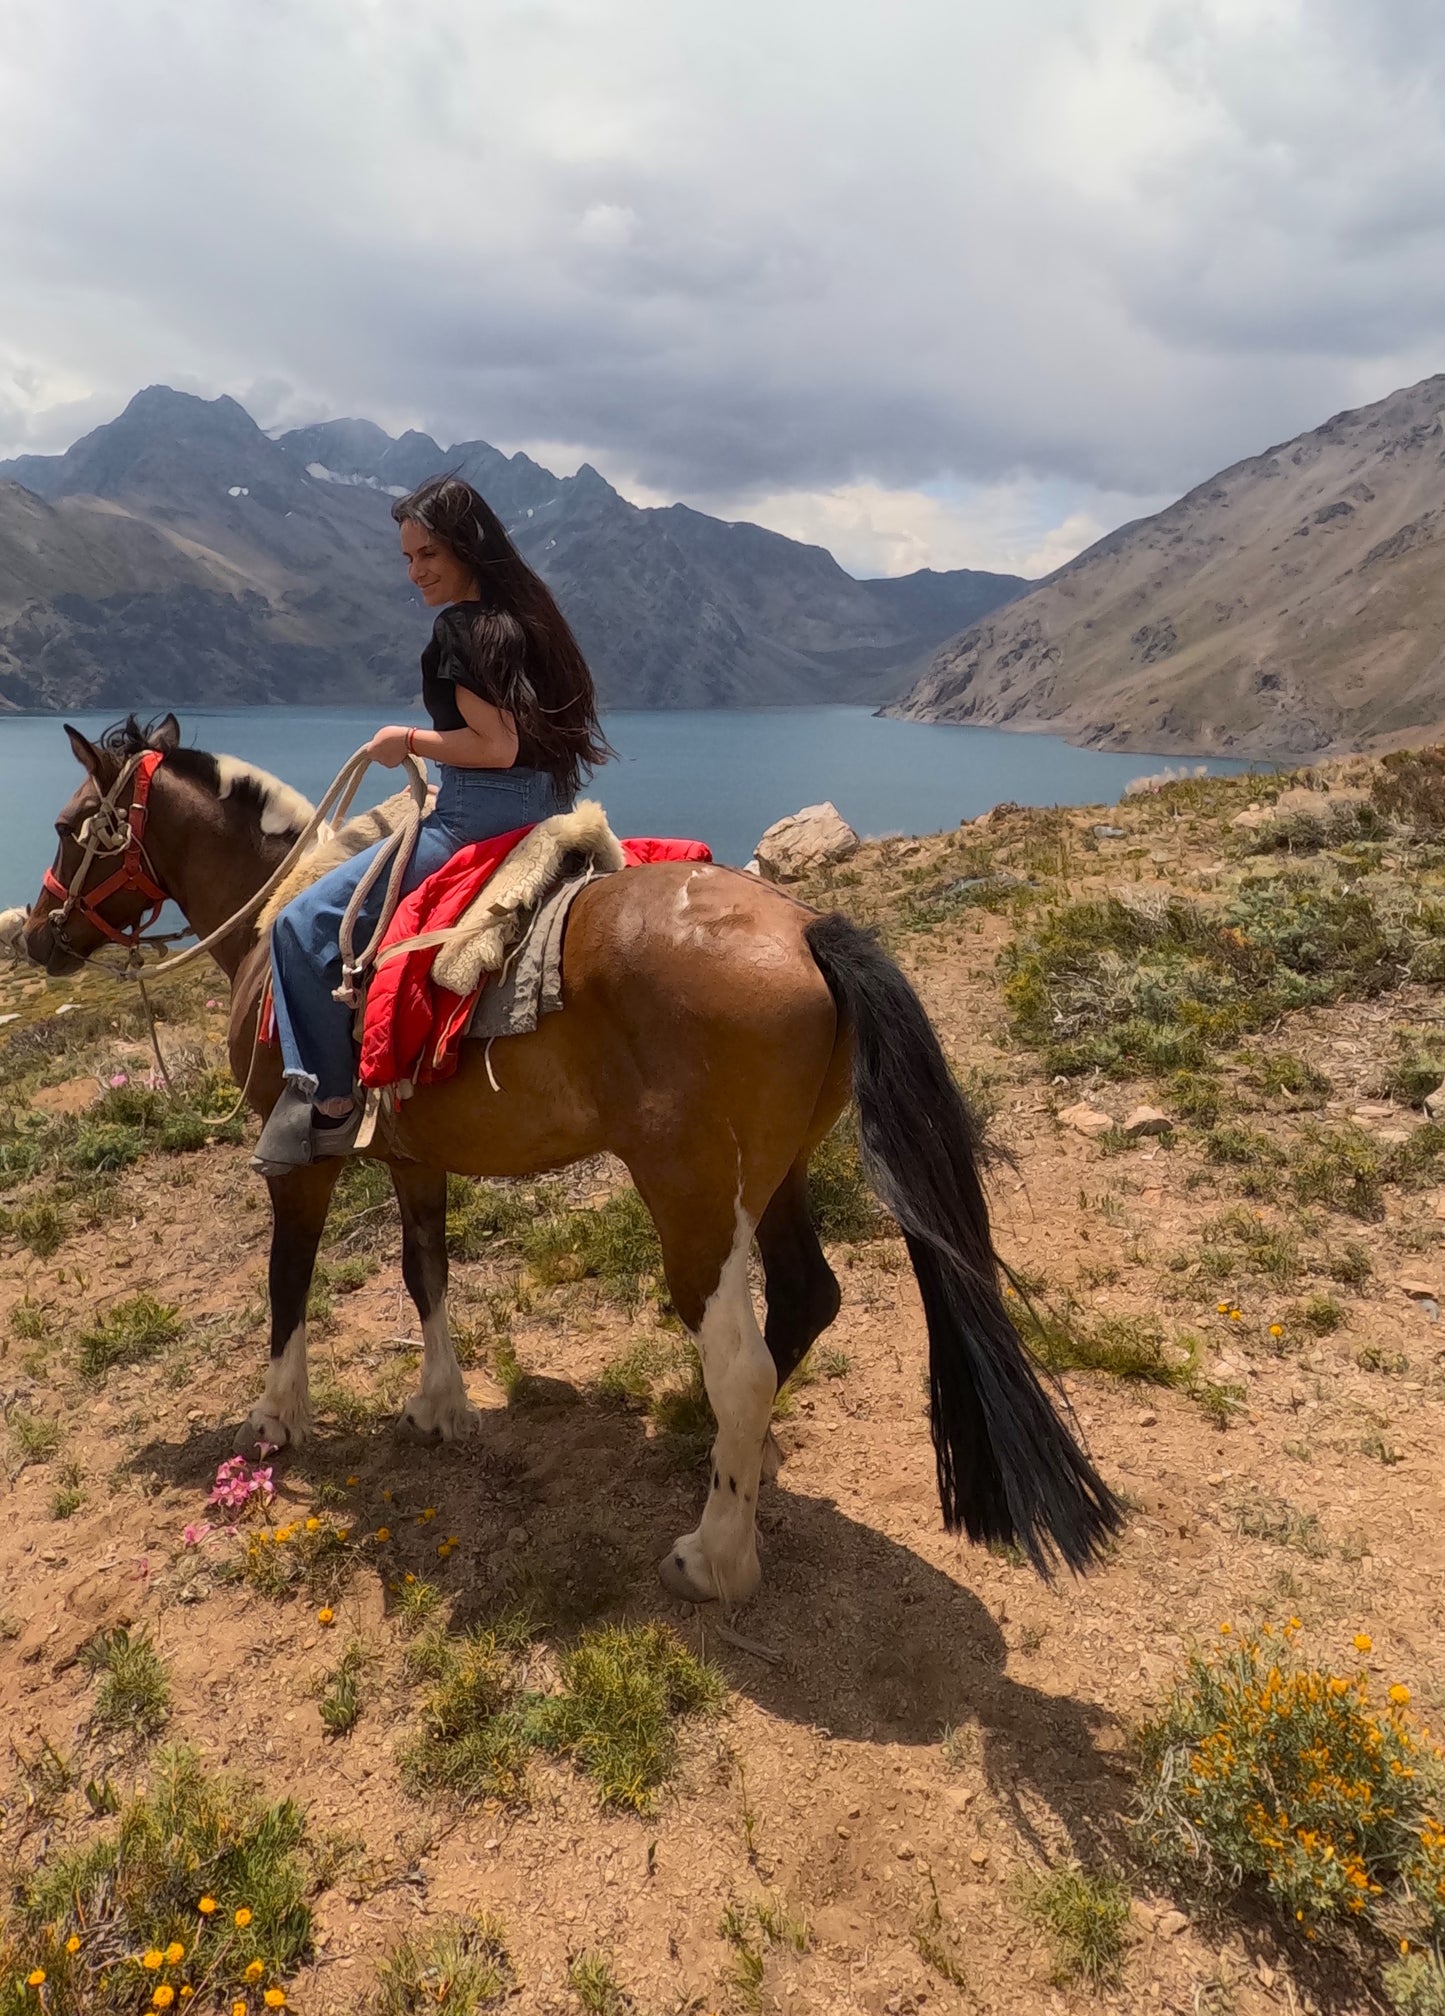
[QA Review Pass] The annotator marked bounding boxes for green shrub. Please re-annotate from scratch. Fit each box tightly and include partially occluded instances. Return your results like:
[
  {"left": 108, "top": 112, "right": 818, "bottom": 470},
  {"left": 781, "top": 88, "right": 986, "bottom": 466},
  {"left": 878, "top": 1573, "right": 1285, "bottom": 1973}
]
[
  {"left": 1291, "top": 1128, "right": 1384, "bottom": 1219},
  {"left": 1022, "top": 1866, "right": 1129, "bottom": 1987},
  {"left": 372, "top": 1914, "right": 513, "bottom": 2013},
  {"left": 1372, "top": 746, "right": 1445, "bottom": 835},
  {"left": 445, "top": 1176, "right": 533, "bottom": 1259},
  {"left": 532, "top": 1624, "right": 725, "bottom": 1813},
  {"left": 76, "top": 1293, "right": 183, "bottom": 1379},
  {"left": 1014, "top": 1295, "right": 1187, "bottom": 1388},
  {"left": 521, "top": 1190, "right": 664, "bottom": 1309},
  {"left": 80, "top": 1625, "right": 170, "bottom": 1738},
  {"left": 401, "top": 1621, "right": 722, "bottom": 1817},
  {"left": 1203, "top": 1124, "right": 1286, "bottom": 1169},
  {"left": 807, "top": 1121, "right": 891, "bottom": 1242},
  {"left": 1004, "top": 876, "right": 1408, "bottom": 1080}
]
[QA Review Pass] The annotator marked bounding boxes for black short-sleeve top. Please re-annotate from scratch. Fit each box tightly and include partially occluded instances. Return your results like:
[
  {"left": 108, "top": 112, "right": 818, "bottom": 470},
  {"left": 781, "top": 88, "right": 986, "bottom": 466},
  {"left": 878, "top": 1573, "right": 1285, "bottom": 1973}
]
[{"left": 420, "top": 601, "right": 543, "bottom": 768}]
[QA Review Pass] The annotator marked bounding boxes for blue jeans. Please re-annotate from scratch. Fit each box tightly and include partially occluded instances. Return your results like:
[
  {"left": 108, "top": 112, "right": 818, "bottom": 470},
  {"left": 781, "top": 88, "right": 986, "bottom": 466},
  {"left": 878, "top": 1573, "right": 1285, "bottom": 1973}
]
[{"left": 270, "top": 765, "right": 570, "bottom": 1101}]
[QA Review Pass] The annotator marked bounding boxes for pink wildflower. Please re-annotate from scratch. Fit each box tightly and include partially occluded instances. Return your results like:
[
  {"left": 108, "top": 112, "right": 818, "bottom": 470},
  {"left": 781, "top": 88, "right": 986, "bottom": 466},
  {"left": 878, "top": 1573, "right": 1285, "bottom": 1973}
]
[
  {"left": 182, "top": 1522, "right": 214, "bottom": 1547},
  {"left": 206, "top": 1455, "right": 275, "bottom": 1512},
  {"left": 108, "top": 1071, "right": 129, "bottom": 1088}
]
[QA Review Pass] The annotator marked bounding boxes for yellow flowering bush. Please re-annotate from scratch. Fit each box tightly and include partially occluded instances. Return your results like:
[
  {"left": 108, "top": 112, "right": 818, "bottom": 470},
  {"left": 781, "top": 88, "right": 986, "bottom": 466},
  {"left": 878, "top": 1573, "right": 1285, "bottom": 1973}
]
[
  {"left": 0, "top": 1748, "right": 314, "bottom": 2015},
  {"left": 1136, "top": 1626, "right": 1445, "bottom": 1948},
  {"left": 241, "top": 1511, "right": 353, "bottom": 1602}
]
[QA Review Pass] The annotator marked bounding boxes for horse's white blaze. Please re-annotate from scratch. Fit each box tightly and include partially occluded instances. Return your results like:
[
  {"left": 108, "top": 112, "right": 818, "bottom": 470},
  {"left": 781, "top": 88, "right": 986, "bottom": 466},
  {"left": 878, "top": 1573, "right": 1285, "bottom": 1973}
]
[
  {"left": 215, "top": 755, "right": 314, "bottom": 838},
  {"left": 247, "top": 1325, "right": 312, "bottom": 1445},
  {"left": 669, "top": 1202, "right": 775, "bottom": 1604},
  {"left": 400, "top": 1305, "right": 480, "bottom": 1440}
]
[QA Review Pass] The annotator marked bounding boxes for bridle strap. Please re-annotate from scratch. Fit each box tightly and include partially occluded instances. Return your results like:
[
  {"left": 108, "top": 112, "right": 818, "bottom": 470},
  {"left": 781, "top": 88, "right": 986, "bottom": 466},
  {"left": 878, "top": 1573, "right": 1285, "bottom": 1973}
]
[{"left": 42, "top": 750, "right": 170, "bottom": 950}]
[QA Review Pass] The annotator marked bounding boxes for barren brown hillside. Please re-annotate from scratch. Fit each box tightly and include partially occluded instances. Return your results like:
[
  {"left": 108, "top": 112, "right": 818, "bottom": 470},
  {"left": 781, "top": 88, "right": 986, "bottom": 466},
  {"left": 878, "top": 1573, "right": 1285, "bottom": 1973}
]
[
  {"left": 893, "top": 373, "right": 1445, "bottom": 758},
  {"left": 3, "top": 756, "right": 1445, "bottom": 2015}
]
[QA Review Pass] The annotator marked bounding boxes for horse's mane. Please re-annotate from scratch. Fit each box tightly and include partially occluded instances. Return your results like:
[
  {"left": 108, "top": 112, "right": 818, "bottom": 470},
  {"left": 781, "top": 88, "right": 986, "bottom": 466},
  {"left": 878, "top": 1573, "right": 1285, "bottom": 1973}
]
[{"left": 98, "top": 714, "right": 314, "bottom": 840}]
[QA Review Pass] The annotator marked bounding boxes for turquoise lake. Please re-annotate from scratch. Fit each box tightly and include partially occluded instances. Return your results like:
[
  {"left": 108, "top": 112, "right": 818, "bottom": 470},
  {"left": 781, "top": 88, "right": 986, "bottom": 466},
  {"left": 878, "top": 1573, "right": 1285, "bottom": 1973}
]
[{"left": 0, "top": 705, "right": 1257, "bottom": 903}]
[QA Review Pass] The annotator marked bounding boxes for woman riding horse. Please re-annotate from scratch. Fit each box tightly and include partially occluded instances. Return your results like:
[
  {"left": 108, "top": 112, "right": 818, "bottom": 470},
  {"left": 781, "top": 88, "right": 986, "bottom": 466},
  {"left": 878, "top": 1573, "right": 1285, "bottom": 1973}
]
[{"left": 259, "top": 474, "right": 610, "bottom": 1170}]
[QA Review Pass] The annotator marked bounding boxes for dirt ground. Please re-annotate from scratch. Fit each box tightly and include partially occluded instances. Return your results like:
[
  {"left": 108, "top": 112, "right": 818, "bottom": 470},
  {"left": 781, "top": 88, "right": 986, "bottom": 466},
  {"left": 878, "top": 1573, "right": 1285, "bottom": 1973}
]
[{"left": 2, "top": 765, "right": 1443, "bottom": 2015}]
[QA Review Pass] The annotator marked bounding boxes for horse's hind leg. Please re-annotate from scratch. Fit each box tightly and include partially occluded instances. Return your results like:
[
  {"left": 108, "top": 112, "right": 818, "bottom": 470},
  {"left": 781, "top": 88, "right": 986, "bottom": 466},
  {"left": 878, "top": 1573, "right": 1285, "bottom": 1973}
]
[
  {"left": 391, "top": 1164, "right": 481, "bottom": 1442},
  {"left": 640, "top": 1175, "right": 777, "bottom": 1607},
  {"left": 757, "top": 1159, "right": 841, "bottom": 1387},
  {"left": 753, "top": 1158, "right": 842, "bottom": 1481},
  {"left": 240, "top": 1162, "right": 341, "bottom": 1450}
]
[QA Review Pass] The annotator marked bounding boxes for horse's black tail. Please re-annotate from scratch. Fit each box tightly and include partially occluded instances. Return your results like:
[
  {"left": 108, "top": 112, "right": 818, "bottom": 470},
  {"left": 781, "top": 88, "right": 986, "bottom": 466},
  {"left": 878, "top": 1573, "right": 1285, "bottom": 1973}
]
[{"left": 805, "top": 911, "right": 1123, "bottom": 1578}]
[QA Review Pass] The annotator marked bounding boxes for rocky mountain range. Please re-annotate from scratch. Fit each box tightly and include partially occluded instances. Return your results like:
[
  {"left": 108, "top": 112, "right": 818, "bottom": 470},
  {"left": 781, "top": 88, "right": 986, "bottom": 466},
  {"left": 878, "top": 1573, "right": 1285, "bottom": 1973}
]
[
  {"left": 892, "top": 372, "right": 1445, "bottom": 756},
  {"left": 0, "top": 389, "right": 1026, "bottom": 714}
]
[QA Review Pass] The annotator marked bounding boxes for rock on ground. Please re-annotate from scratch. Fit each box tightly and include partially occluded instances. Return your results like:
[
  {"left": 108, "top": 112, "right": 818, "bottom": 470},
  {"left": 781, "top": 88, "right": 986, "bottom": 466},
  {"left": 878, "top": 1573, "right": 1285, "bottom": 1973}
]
[{"left": 755, "top": 802, "right": 860, "bottom": 881}]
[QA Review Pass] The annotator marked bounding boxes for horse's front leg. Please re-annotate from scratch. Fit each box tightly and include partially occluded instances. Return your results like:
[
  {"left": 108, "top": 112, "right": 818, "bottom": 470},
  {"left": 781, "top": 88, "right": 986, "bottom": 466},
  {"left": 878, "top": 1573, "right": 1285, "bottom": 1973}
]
[
  {"left": 239, "top": 1163, "right": 341, "bottom": 1450},
  {"left": 392, "top": 1164, "right": 480, "bottom": 1443}
]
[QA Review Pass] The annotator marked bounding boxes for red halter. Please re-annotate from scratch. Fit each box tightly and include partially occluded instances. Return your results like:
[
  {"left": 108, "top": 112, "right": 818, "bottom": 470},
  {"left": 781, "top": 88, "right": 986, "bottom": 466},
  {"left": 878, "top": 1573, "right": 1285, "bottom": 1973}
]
[{"left": 42, "top": 750, "right": 170, "bottom": 950}]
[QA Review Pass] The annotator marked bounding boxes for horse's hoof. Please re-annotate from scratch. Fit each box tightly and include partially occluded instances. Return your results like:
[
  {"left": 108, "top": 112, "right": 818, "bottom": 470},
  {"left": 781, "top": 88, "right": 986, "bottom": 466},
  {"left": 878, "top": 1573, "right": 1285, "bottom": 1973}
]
[
  {"left": 398, "top": 1392, "right": 481, "bottom": 1444},
  {"left": 658, "top": 1545, "right": 718, "bottom": 1605},
  {"left": 235, "top": 1410, "right": 303, "bottom": 1455}
]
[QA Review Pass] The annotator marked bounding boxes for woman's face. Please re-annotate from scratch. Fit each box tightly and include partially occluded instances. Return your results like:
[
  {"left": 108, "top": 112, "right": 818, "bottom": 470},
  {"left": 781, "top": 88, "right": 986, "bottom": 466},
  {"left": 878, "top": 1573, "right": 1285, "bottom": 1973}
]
[{"left": 401, "top": 519, "right": 478, "bottom": 606}]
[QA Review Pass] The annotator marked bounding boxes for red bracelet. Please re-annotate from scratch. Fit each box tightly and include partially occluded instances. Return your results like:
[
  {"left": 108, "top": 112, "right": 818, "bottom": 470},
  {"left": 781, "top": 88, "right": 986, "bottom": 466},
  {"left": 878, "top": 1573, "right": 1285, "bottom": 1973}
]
[{"left": 406, "top": 728, "right": 418, "bottom": 757}]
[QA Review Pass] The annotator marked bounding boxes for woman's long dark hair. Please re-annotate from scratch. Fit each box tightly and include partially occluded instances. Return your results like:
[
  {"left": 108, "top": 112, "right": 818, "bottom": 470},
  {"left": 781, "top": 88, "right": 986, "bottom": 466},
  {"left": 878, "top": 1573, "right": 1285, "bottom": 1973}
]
[{"left": 392, "top": 474, "right": 612, "bottom": 798}]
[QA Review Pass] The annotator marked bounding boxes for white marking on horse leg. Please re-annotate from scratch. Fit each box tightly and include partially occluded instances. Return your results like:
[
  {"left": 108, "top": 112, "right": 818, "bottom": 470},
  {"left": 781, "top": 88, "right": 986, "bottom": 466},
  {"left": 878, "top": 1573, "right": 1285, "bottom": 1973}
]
[
  {"left": 660, "top": 1205, "right": 775, "bottom": 1606},
  {"left": 400, "top": 1304, "right": 480, "bottom": 1441},
  {"left": 240, "top": 1326, "right": 313, "bottom": 1450}
]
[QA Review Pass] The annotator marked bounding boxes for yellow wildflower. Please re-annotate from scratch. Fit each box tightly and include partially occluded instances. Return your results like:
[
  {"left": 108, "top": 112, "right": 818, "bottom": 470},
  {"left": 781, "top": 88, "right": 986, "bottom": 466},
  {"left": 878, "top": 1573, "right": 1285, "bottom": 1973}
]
[
  {"left": 264, "top": 1991, "right": 287, "bottom": 2009},
  {"left": 375, "top": 1527, "right": 391, "bottom": 1543},
  {"left": 143, "top": 1951, "right": 165, "bottom": 1971},
  {"left": 234, "top": 1908, "right": 253, "bottom": 1929},
  {"left": 305, "top": 1517, "right": 320, "bottom": 1533},
  {"left": 66, "top": 1936, "right": 80, "bottom": 1954},
  {"left": 1219, "top": 1622, "right": 1232, "bottom": 1635},
  {"left": 198, "top": 1897, "right": 217, "bottom": 1916},
  {"left": 419, "top": 1507, "right": 437, "bottom": 1522},
  {"left": 1390, "top": 1685, "right": 1411, "bottom": 1706},
  {"left": 1216, "top": 1302, "right": 1230, "bottom": 1314},
  {"left": 317, "top": 1607, "right": 335, "bottom": 1626},
  {"left": 1354, "top": 1634, "right": 1373, "bottom": 1654},
  {"left": 165, "top": 1942, "right": 185, "bottom": 1965},
  {"left": 153, "top": 1989, "right": 176, "bottom": 2010},
  {"left": 27, "top": 1971, "right": 45, "bottom": 1989},
  {"left": 234, "top": 2003, "right": 249, "bottom": 2016},
  {"left": 1269, "top": 1323, "right": 1283, "bottom": 1338},
  {"left": 245, "top": 1961, "right": 264, "bottom": 1984},
  {"left": 345, "top": 1474, "right": 359, "bottom": 1487}
]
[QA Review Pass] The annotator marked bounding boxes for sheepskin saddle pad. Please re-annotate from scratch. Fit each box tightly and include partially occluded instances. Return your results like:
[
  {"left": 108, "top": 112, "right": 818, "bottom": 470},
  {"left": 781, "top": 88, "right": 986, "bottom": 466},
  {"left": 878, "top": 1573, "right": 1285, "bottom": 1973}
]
[
  {"left": 427, "top": 801, "right": 624, "bottom": 996},
  {"left": 258, "top": 789, "right": 625, "bottom": 997}
]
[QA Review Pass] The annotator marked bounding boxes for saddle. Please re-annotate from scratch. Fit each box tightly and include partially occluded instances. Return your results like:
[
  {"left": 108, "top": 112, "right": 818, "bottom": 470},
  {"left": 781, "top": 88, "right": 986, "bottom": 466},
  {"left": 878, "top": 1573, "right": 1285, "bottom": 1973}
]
[{"left": 261, "top": 795, "right": 710, "bottom": 1101}]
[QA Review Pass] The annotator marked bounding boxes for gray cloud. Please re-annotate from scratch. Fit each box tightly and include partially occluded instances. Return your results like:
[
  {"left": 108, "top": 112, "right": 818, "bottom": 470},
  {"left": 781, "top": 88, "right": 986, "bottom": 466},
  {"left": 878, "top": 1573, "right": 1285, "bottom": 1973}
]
[{"left": 1, "top": 0, "right": 1443, "bottom": 567}]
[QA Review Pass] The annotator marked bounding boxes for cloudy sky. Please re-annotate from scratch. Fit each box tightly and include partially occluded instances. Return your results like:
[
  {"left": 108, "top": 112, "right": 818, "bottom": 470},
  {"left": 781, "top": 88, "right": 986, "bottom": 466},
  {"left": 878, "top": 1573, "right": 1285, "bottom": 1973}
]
[{"left": 2, "top": 0, "right": 1443, "bottom": 577}]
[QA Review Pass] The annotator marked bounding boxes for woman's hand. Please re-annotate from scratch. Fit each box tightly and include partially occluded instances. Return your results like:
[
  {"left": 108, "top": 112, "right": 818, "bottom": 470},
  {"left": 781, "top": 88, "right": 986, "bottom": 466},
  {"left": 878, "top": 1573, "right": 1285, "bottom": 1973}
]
[{"left": 365, "top": 725, "right": 413, "bottom": 768}]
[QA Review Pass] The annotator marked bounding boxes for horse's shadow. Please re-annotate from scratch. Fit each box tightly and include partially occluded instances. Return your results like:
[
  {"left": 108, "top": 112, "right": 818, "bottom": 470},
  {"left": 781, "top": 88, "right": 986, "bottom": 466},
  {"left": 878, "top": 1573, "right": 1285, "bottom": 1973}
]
[{"left": 133, "top": 1380, "right": 1130, "bottom": 1870}]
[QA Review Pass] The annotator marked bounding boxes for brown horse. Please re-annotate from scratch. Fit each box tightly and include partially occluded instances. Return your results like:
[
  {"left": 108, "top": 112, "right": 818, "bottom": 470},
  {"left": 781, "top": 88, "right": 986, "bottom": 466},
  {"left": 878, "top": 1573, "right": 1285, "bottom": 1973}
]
[{"left": 23, "top": 713, "right": 1121, "bottom": 1605}]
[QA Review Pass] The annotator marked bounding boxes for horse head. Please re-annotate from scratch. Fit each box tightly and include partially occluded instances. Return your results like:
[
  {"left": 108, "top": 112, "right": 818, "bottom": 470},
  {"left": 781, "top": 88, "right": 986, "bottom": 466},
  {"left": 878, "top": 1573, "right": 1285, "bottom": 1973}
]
[{"left": 23, "top": 712, "right": 182, "bottom": 975}]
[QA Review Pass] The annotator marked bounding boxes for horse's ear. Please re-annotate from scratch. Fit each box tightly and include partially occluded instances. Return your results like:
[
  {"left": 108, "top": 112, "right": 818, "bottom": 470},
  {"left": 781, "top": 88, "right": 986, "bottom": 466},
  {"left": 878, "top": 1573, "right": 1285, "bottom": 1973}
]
[
  {"left": 152, "top": 713, "right": 181, "bottom": 754},
  {"left": 64, "top": 724, "right": 102, "bottom": 777}
]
